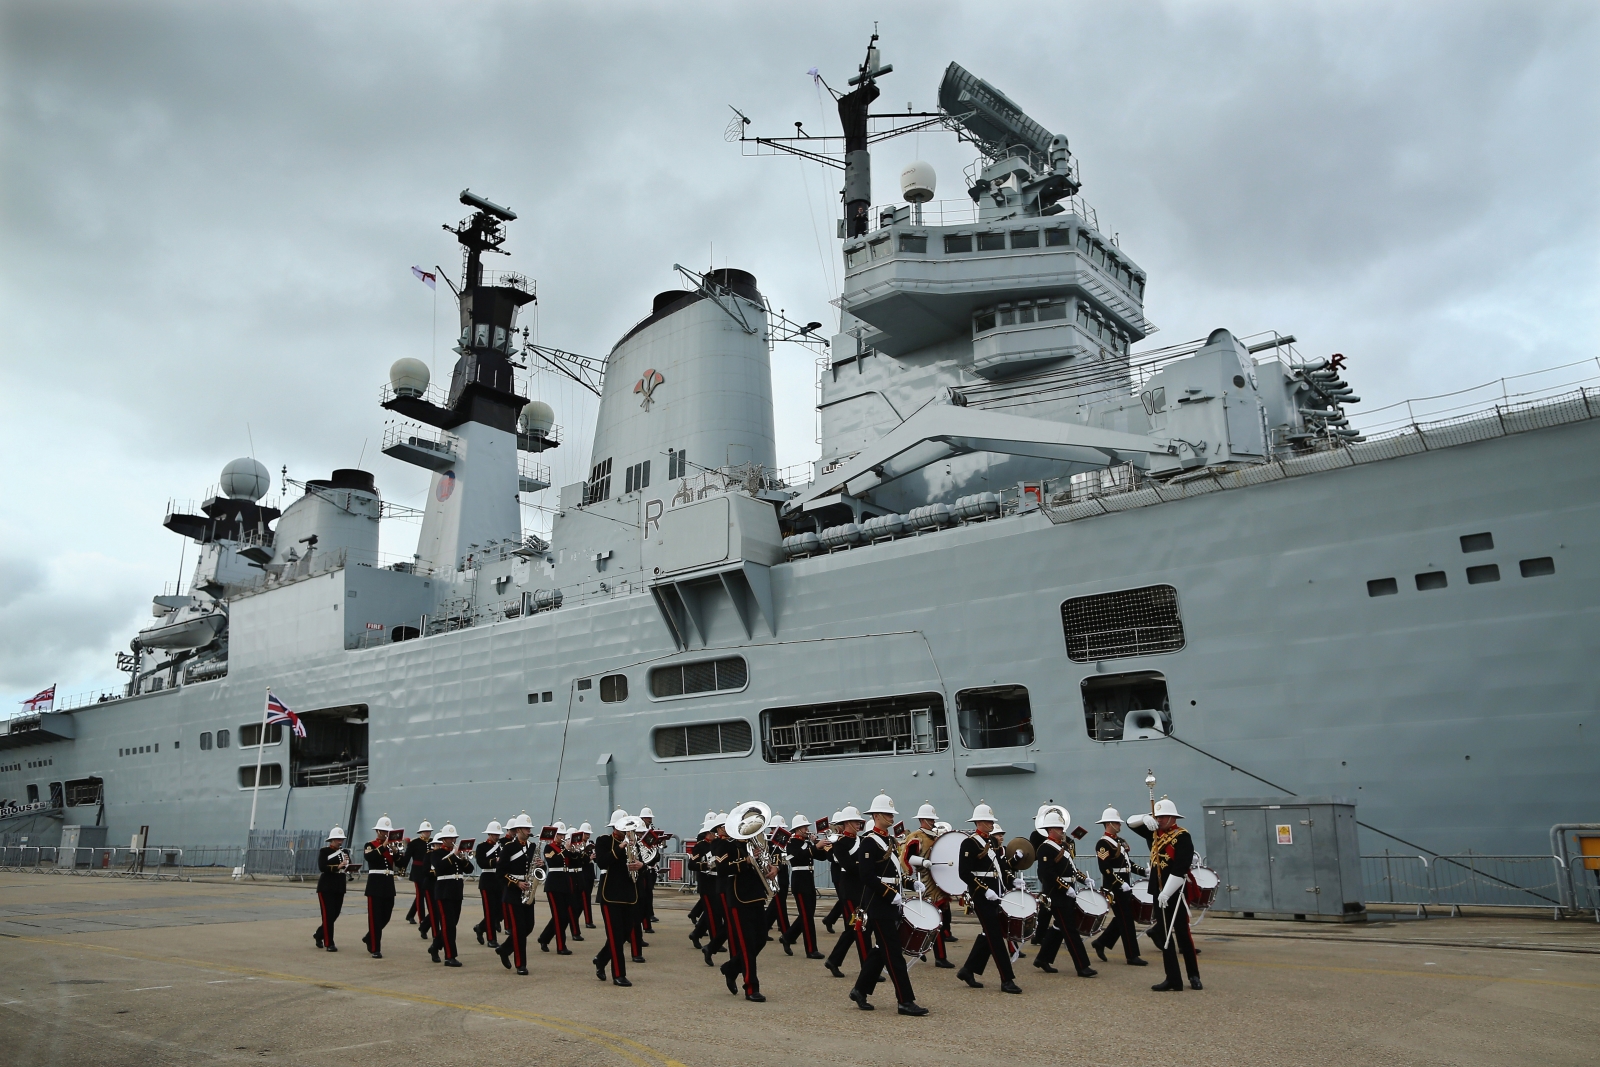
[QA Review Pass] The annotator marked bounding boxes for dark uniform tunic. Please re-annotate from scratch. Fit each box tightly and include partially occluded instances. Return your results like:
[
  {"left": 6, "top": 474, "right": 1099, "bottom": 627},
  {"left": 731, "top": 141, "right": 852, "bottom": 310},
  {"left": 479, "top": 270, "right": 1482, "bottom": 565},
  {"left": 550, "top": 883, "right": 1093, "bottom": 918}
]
[
  {"left": 427, "top": 845, "right": 471, "bottom": 963},
  {"left": 313, "top": 844, "right": 349, "bottom": 949},
  {"left": 495, "top": 835, "right": 538, "bottom": 972},
  {"left": 689, "top": 834, "right": 723, "bottom": 946},
  {"left": 780, "top": 837, "right": 821, "bottom": 955},
  {"left": 957, "top": 834, "right": 1017, "bottom": 984},
  {"left": 719, "top": 838, "right": 769, "bottom": 996},
  {"left": 1132, "top": 819, "right": 1200, "bottom": 987},
  {"left": 763, "top": 837, "right": 791, "bottom": 941},
  {"left": 593, "top": 833, "right": 637, "bottom": 981},
  {"left": 1091, "top": 832, "right": 1145, "bottom": 962},
  {"left": 824, "top": 833, "right": 869, "bottom": 969},
  {"left": 1035, "top": 835, "right": 1093, "bottom": 973},
  {"left": 403, "top": 836, "right": 432, "bottom": 931},
  {"left": 361, "top": 836, "right": 400, "bottom": 955},
  {"left": 473, "top": 837, "right": 503, "bottom": 944},
  {"left": 538, "top": 840, "right": 574, "bottom": 951},
  {"left": 851, "top": 829, "right": 917, "bottom": 1006}
]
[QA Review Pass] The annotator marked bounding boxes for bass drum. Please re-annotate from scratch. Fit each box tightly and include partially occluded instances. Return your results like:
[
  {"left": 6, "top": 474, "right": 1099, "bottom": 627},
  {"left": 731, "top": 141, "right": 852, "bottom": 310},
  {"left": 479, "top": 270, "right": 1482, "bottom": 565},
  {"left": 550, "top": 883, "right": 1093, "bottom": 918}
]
[
  {"left": 1186, "top": 866, "right": 1220, "bottom": 910},
  {"left": 898, "top": 899, "right": 941, "bottom": 958},
  {"left": 999, "top": 891, "right": 1038, "bottom": 941},
  {"left": 928, "top": 830, "right": 969, "bottom": 898},
  {"left": 1073, "top": 890, "right": 1110, "bottom": 937},
  {"left": 1130, "top": 886, "right": 1156, "bottom": 925}
]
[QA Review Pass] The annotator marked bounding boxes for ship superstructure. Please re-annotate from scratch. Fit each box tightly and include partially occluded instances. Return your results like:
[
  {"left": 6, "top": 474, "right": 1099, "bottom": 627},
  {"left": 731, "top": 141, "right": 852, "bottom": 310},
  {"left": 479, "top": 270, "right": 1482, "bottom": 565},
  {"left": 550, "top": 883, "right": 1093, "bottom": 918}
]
[{"left": 2, "top": 41, "right": 1594, "bottom": 879}]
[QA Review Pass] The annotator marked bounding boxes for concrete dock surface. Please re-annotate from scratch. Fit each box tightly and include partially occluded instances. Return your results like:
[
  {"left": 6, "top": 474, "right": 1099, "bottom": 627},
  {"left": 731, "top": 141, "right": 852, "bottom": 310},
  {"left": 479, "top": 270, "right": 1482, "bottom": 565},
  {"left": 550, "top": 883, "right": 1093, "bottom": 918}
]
[{"left": 1, "top": 873, "right": 1595, "bottom": 1067}]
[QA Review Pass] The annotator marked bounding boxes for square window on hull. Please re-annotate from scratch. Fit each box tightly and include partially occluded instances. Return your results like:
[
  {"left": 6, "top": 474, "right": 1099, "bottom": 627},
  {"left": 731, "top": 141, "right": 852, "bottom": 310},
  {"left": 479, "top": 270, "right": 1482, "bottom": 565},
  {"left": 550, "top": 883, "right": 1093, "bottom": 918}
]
[
  {"left": 653, "top": 719, "right": 752, "bottom": 759},
  {"left": 956, "top": 685, "right": 1033, "bottom": 749},
  {"left": 1520, "top": 557, "right": 1555, "bottom": 577},
  {"left": 760, "top": 692, "right": 949, "bottom": 763},
  {"left": 1061, "top": 585, "right": 1184, "bottom": 662},
  {"left": 1367, "top": 578, "right": 1399, "bottom": 597},
  {"left": 1415, "top": 571, "right": 1448, "bottom": 591},
  {"left": 1082, "top": 672, "right": 1171, "bottom": 742}
]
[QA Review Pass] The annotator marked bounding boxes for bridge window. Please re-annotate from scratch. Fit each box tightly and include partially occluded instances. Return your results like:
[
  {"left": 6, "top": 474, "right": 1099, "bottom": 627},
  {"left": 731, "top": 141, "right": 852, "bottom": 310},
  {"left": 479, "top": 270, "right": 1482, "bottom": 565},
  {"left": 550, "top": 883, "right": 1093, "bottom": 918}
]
[
  {"left": 870, "top": 237, "right": 892, "bottom": 260},
  {"left": 1083, "top": 671, "right": 1171, "bottom": 742},
  {"left": 649, "top": 656, "right": 748, "bottom": 698},
  {"left": 1037, "top": 298, "right": 1068, "bottom": 322},
  {"left": 761, "top": 692, "right": 948, "bottom": 763},
  {"left": 845, "top": 244, "right": 868, "bottom": 268},
  {"left": 943, "top": 233, "right": 972, "bottom": 253},
  {"left": 1077, "top": 231, "right": 1092, "bottom": 253},
  {"left": 1010, "top": 229, "right": 1039, "bottom": 248},
  {"left": 977, "top": 231, "right": 1006, "bottom": 251},
  {"left": 973, "top": 309, "right": 996, "bottom": 334},
  {"left": 653, "top": 719, "right": 752, "bottom": 760},
  {"left": 1045, "top": 227, "right": 1070, "bottom": 246},
  {"left": 1062, "top": 585, "right": 1185, "bottom": 662},
  {"left": 956, "top": 685, "right": 1033, "bottom": 749},
  {"left": 898, "top": 233, "right": 927, "bottom": 253}
]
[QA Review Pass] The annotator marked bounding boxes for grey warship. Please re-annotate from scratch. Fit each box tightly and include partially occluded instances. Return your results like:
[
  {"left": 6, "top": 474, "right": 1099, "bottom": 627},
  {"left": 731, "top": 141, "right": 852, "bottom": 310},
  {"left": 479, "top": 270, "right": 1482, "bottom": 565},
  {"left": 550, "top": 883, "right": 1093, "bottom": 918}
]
[{"left": 3, "top": 42, "right": 1595, "bottom": 872}]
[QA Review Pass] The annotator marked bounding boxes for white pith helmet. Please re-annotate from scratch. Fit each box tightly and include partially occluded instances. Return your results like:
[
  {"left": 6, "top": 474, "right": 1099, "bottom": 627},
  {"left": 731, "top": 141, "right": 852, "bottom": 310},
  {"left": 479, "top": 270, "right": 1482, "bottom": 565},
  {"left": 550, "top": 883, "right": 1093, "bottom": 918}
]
[
  {"left": 1038, "top": 808, "right": 1067, "bottom": 830},
  {"left": 700, "top": 811, "right": 720, "bottom": 834},
  {"left": 839, "top": 805, "right": 865, "bottom": 823},
  {"left": 508, "top": 812, "right": 534, "bottom": 830},
  {"left": 865, "top": 793, "right": 897, "bottom": 816},
  {"left": 969, "top": 802, "right": 997, "bottom": 823},
  {"left": 373, "top": 814, "right": 394, "bottom": 832},
  {"left": 607, "top": 808, "right": 630, "bottom": 828},
  {"left": 831, "top": 810, "right": 845, "bottom": 824},
  {"left": 1097, "top": 806, "right": 1123, "bottom": 825},
  {"left": 417, "top": 821, "right": 434, "bottom": 833},
  {"left": 553, "top": 821, "right": 568, "bottom": 834},
  {"left": 328, "top": 826, "right": 346, "bottom": 840},
  {"left": 639, "top": 806, "right": 654, "bottom": 819},
  {"left": 792, "top": 813, "right": 810, "bottom": 829},
  {"left": 1034, "top": 803, "right": 1069, "bottom": 833},
  {"left": 438, "top": 824, "right": 458, "bottom": 839},
  {"left": 579, "top": 821, "right": 594, "bottom": 835},
  {"left": 484, "top": 820, "right": 503, "bottom": 836},
  {"left": 769, "top": 814, "right": 788, "bottom": 830},
  {"left": 1153, "top": 797, "right": 1184, "bottom": 819},
  {"left": 915, "top": 802, "right": 938, "bottom": 821}
]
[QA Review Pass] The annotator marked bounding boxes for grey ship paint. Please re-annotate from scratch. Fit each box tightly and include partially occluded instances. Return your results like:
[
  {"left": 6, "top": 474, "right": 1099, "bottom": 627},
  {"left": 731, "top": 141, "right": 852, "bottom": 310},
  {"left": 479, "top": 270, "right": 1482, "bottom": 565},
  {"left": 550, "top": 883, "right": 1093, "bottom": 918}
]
[{"left": 2, "top": 49, "right": 1594, "bottom": 863}]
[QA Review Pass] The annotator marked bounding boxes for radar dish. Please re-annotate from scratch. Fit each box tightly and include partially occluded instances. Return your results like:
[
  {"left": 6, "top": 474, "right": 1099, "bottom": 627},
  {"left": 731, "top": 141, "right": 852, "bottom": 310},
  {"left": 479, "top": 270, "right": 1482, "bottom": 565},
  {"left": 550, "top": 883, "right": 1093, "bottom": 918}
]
[{"left": 938, "top": 62, "right": 1055, "bottom": 161}]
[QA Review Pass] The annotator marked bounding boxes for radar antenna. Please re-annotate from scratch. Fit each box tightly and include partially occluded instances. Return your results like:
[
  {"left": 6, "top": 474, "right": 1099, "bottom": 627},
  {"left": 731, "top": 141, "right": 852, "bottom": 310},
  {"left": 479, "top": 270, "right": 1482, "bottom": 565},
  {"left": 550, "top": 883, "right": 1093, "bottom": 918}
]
[{"left": 519, "top": 332, "right": 606, "bottom": 398}]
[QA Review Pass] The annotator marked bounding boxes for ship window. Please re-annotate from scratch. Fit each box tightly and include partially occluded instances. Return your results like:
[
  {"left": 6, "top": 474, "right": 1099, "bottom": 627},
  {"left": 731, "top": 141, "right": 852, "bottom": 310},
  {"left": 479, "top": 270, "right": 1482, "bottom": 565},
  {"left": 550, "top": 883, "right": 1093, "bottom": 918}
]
[
  {"left": 761, "top": 692, "right": 949, "bottom": 763},
  {"left": 1367, "top": 578, "right": 1399, "bottom": 597},
  {"left": 1016, "top": 304, "right": 1036, "bottom": 324},
  {"left": 599, "top": 674, "right": 628, "bottom": 703},
  {"left": 584, "top": 458, "right": 612, "bottom": 505},
  {"left": 1461, "top": 533, "right": 1494, "bottom": 553},
  {"left": 542, "top": 690, "right": 553, "bottom": 702},
  {"left": 653, "top": 719, "right": 753, "bottom": 760},
  {"left": 956, "top": 685, "right": 1034, "bottom": 749},
  {"left": 1415, "top": 571, "right": 1448, "bottom": 591},
  {"left": 240, "top": 723, "right": 283, "bottom": 747},
  {"left": 1077, "top": 305, "right": 1092, "bottom": 328},
  {"left": 474, "top": 323, "right": 490, "bottom": 347},
  {"left": 1077, "top": 231, "right": 1092, "bottom": 252},
  {"left": 998, "top": 307, "right": 1015, "bottom": 326},
  {"left": 493, "top": 326, "right": 507, "bottom": 351},
  {"left": 1010, "top": 229, "right": 1040, "bottom": 248},
  {"left": 199, "top": 732, "right": 213, "bottom": 750},
  {"left": 216, "top": 729, "right": 230, "bottom": 748},
  {"left": 527, "top": 693, "right": 538, "bottom": 704},
  {"left": 1520, "top": 556, "right": 1555, "bottom": 577},
  {"left": 870, "top": 237, "right": 892, "bottom": 260},
  {"left": 1092, "top": 244, "right": 1107, "bottom": 267},
  {"left": 649, "top": 656, "right": 748, "bottom": 698},
  {"left": 1134, "top": 278, "right": 1145, "bottom": 298},
  {"left": 1082, "top": 671, "right": 1170, "bottom": 742},
  {"left": 624, "top": 460, "right": 651, "bottom": 494},
  {"left": 1062, "top": 585, "right": 1185, "bottom": 662},
  {"left": 1037, "top": 298, "right": 1067, "bottom": 322},
  {"left": 667, "top": 448, "right": 688, "bottom": 480},
  {"left": 1045, "top": 228, "right": 1069, "bottom": 246},
  {"left": 64, "top": 778, "right": 102, "bottom": 807},
  {"left": 977, "top": 231, "right": 1006, "bottom": 251},
  {"left": 973, "top": 310, "right": 996, "bottom": 334},
  {"left": 26, "top": 784, "right": 38, "bottom": 804},
  {"left": 238, "top": 764, "right": 283, "bottom": 789},
  {"left": 845, "top": 244, "right": 868, "bottom": 268},
  {"left": 1467, "top": 564, "right": 1500, "bottom": 584},
  {"left": 577, "top": 678, "right": 592, "bottom": 691},
  {"left": 898, "top": 233, "right": 927, "bottom": 253},
  {"left": 943, "top": 234, "right": 972, "bottom": 254}
]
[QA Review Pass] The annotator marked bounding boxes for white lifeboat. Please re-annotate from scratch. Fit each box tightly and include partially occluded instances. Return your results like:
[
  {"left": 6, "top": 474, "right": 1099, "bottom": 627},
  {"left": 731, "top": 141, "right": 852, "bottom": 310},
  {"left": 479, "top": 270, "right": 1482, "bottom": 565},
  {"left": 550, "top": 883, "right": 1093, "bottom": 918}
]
[{"left": 138, "top": 597, "right": 227, "bottom": 650}]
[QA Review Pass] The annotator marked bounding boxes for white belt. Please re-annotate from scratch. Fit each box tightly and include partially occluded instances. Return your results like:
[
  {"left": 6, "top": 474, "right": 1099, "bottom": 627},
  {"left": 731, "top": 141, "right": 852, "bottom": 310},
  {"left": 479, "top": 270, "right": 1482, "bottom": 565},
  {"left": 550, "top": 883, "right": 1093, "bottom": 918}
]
[
  {"left": 879, "top": 876, "right": 898, "bottom": 885},
  {"left": 790, "top": 866, "right": 814, "bottom": 872},
  {"left": 434, "top": 874, "right": 466, "bottom": 881},
  {"left": 367, "top": 870, "right": 396, "bottom": 876}
]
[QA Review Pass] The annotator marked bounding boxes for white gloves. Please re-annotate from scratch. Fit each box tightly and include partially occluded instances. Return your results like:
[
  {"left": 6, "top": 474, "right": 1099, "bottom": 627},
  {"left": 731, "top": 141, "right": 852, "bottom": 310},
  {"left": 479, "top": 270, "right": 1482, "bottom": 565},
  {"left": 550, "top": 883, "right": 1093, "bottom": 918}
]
[
  {"left": 1158, "top": 873, "right": 1184, "bottom": 907},
  {"left": 891, "top": 893, "right": 903, "bottom": 907},
  {"left": 1013, "top": 849, "right": 1024, "bottom": 861},
  {"left": 1128, "top": 813, "right": 1154, "bottom": 831},
  {"left": 1012, "top": 876, "right": 1026, "bottom": 890},
  {"left": 984, "top": 889, "right": 1000, "bottom": 901},
  {"left": 1117, "top": 882, "right": 1132, "bottom": 894},
  {"left": 908, "top": 855, "right": 926, "bottom": 868}
]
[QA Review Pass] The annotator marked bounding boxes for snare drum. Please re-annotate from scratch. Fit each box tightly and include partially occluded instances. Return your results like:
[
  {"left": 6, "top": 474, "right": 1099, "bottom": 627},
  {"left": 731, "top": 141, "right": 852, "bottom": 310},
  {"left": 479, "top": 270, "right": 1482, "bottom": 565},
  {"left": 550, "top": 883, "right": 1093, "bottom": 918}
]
[
  {"left": 1130, "top": 887, "right": 1156, "bottom": 925},
  {"left": 1073, "top": 889, "right": 1110, "bottom": 937},
  {"left": 1186, "top": 866, "right": 1220, "bottom": 910},
  {"left": 898, "top": 899, "right": 941, "bottom": 958},
  {"left": 999, "top": 891, "right": 1038, "bottom": 941}
]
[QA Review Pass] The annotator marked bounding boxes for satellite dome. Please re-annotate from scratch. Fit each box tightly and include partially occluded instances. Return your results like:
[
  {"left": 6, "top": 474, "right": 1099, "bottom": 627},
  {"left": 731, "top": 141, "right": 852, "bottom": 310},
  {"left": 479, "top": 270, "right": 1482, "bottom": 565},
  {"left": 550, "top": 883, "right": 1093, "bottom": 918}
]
[
  {"left": 219, "top": 457, "right": 271, "bottom": 501},
  {"left": 901, "top": 161, "right": 937, "bottom": 204},
  {"left": 519, "top": 400, "right": 555, "bottom": 435},
  {"left": 389, "top": 357, "right": 430, "bottom": 398}
]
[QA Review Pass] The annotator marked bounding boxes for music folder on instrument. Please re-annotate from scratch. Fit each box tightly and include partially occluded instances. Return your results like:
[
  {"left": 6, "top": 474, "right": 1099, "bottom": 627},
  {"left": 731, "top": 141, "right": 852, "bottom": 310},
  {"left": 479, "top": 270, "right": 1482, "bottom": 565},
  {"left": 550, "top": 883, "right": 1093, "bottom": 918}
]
[{"left": 539, "top": 825, "right": 559, "bottom": 842}]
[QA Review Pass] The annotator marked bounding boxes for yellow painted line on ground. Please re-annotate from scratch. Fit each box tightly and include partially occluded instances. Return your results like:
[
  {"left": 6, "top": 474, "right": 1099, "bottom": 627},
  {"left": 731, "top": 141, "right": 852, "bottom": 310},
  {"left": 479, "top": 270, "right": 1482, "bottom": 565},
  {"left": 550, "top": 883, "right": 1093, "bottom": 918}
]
[
  {"left": 1204, "top": 955, "right": 1600, "bottom": 991},
  {"left": 9, "top": 934, "right": 689, "bottom": 1067},
  {"left": 0, "top": 898, "right": 308, "bottom": 922}
]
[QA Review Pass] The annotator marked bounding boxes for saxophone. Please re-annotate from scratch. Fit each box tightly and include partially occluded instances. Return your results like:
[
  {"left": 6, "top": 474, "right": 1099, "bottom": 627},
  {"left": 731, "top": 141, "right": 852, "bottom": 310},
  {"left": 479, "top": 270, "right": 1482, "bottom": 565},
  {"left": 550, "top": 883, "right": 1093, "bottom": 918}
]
[{"left": 625, "top": 829, "right": 644, "bottom": 883}]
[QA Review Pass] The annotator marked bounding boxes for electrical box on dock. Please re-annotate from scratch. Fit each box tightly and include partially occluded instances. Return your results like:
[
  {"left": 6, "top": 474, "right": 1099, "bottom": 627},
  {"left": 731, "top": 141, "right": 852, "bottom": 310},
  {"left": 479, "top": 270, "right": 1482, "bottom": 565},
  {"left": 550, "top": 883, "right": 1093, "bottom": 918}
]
[{"left": 1200, "top": 795, "right": 1364, "bottom": 922}]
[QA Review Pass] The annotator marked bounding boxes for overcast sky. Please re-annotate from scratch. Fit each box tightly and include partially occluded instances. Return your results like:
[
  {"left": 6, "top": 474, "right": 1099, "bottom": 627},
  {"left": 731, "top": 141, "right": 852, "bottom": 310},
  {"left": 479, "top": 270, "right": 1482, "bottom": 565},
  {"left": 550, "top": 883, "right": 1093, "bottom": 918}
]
[{"left": 2, "top": 0, "right": 1596, "bottom": 711}]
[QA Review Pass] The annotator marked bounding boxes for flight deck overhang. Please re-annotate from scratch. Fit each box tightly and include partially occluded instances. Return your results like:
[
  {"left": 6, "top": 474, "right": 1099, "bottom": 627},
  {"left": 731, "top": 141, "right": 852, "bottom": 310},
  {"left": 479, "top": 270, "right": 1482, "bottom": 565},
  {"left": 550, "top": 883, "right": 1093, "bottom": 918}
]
[{"left": 0, "top": 713, "right": 76, "bottom": 750}]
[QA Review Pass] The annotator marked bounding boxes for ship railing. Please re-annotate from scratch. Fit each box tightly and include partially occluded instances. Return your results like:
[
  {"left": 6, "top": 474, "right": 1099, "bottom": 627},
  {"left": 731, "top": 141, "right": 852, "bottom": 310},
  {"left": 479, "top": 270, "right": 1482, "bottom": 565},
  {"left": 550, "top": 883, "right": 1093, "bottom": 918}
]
[
  {"left": 1360, "top": 851, "right": 1591, "bottom": 917},
  {"left": 1065, "top": 624, "right": 1185, "bottom": 661},
  {"left": 863, "top": 195, "right": 1101, "bottom": 232},
  {"left": 293, "top": 761, "right": 368, "bottom": 788}
]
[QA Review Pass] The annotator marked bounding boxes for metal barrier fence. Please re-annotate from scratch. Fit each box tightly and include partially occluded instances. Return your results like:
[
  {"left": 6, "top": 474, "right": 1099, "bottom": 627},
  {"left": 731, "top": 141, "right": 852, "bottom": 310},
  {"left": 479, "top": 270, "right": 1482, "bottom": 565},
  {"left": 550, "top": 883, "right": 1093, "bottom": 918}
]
[{"left": 1360, "top": 851, "right": 1596, "bottom": 914}]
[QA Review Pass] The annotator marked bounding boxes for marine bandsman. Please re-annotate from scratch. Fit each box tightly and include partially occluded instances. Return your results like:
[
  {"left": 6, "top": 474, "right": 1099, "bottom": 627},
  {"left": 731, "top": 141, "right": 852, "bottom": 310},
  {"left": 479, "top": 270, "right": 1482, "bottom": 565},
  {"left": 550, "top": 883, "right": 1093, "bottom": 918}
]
[
  {"left": 763, "top": 813, "right": 793, "bottom": 950},
  {"left": 1032, "top": 806, "right": 1097, "bottom": 977},
  {"left": 361, "top": 815, "right": 401, "bottom": 958},
  {"left": 690, "top": 812, "right": 726, "bottom": 958},
  {"left": 593, "top": 810, "right": 641, "bottom": 986},
  {"left": 312, "top": 826, "right": 349, "bottom": 952},
  {"left": 899, "top": 802, "right": 955, "bottom": 968},
  {"left": 473, "top": 820, "right": 504, "bottom": 948},
  {"left": 1128, "top": 798, "right": 1202, "bottom": 992},
  {"left": 403, "top": 821, "right": 434, "bottom": 935},
  {"left": 779, "top": 814, "right": 825, "bottom": 959},
  {"left": 574, "top": 822, "right": 598, "bottom": 932},
  {"left": 495, "top": 812, "right": 538, "bottom": 975},
  {"left": 821, "top": 810, "right": 847, "bottom": 934},
  {"left": 637, "top": 806, "right": 662, "bottom": 934},
  {"left": 538, "top": 822, "right": 575, "bottom": 954},
  {"left": 954, "top": 802, "right": 1022, "bottom": 994},
  {"left": 1091, "top": 806, "right": 1147, "bottom": 966},
  {"left": 849, "top": 794, "right": 928, "bottom": 1016},
  {"left": 718, "top": 803, "right": 773, "bottom": 1003},
  {"left": 427, "top": 824, "right": 470, "bottom": 966},
  {"left": 822, "top": 806, "right": 868, "bottom": 978}
]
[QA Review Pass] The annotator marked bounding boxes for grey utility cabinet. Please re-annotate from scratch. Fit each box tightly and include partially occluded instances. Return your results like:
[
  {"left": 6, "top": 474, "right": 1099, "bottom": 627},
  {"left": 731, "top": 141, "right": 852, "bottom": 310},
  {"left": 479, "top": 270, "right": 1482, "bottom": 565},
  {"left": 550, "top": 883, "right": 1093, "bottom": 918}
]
[{"left": 1200, "top": 795, "right": 1365, "bottom": 922}]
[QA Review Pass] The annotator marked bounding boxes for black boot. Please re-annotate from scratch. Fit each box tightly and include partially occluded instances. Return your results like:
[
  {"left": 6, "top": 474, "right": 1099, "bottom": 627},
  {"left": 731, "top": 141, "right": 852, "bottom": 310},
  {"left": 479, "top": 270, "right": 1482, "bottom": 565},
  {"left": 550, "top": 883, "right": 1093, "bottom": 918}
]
[{"left": 848, "top": 987, "right": 875, "bottom": 1011}]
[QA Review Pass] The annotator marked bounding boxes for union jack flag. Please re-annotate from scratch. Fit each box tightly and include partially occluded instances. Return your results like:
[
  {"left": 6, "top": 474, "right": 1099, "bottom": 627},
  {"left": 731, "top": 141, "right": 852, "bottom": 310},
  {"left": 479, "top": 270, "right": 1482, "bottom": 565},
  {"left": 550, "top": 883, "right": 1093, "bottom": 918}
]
[{"left": 264, "top": 691, "right": 307, "bottom": 738}]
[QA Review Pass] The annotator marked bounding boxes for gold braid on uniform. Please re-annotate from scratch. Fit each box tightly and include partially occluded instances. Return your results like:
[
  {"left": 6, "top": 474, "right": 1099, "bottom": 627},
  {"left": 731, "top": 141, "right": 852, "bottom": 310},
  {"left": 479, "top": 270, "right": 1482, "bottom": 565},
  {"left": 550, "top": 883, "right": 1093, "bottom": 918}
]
[{"left": 1150, "top": 827, "right": 1182, "bottom": 878}]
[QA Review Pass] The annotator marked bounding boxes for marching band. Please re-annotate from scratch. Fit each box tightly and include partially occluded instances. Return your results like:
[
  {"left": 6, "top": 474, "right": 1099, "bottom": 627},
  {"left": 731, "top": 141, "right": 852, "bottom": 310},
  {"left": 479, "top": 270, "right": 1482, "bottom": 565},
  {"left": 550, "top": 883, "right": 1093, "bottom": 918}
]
[{"left": 314, "top": 770, "right": 1210, "bottom": 1007}]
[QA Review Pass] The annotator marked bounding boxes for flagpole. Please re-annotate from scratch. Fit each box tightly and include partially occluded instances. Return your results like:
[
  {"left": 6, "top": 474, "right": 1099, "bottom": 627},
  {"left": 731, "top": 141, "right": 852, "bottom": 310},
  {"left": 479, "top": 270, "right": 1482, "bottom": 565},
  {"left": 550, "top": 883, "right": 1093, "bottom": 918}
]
[{"left": 247, "top": 688, "right": 270, "bottom": 835}]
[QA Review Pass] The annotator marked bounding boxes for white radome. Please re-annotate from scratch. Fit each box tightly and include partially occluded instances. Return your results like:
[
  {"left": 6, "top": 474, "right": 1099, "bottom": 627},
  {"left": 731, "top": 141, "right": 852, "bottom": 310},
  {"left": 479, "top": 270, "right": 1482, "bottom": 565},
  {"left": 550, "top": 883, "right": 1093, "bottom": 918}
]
[
  {"left": 389, "top": 357, "right": 430, "bottom": 398},
  {"left": 901, "top": 160, "right": 937, "bottom": 204},
  {"left": 219, "top": 457, "right": 271, "bottom": 501},
  {"left": 519, "top": 400, "right": 555, "bottom": 435}
]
